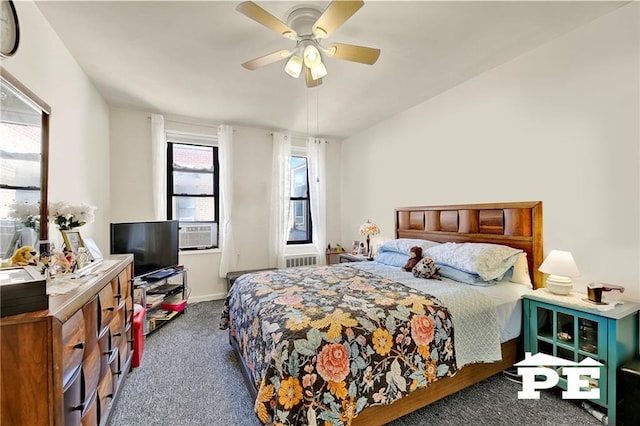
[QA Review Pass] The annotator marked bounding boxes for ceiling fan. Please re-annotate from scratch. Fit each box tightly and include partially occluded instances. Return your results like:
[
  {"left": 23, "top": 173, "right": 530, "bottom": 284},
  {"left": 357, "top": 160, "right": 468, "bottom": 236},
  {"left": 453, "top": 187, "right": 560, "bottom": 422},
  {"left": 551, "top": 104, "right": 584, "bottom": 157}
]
[{"left": 237, "top": 1, "right": 381, "bottom": 88}]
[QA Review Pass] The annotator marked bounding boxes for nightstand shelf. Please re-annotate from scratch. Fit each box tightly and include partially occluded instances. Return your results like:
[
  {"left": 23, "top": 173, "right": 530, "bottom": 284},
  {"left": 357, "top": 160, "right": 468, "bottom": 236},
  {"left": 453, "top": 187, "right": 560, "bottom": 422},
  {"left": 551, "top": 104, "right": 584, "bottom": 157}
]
[
  {"left": 523, "top": 291, "right": 639, "bottom": 425},
  {"left": 339, "top": 253, "right": 370, "bottom": 263}
]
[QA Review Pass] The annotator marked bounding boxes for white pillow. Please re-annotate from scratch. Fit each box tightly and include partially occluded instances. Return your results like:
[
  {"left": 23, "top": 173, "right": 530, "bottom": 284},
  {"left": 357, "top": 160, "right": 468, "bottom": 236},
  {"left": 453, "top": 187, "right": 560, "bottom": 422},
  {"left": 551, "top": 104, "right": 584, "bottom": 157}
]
[
  {"left": 378, "top": 238, "right": 440, "bottom": 255},
  {"left": 509, "top": 252, "right": 532, "bottom": 288},
  {"left": 425, "top": 242, "right": 522, "bottom": 282}
]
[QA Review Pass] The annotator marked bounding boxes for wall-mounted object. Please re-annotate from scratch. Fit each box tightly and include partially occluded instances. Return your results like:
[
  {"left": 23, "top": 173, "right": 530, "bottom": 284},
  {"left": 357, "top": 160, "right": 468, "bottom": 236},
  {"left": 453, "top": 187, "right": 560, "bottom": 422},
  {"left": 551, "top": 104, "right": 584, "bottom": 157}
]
[{"left": 0, "top": 0, "right": 20, "bottom": 58}]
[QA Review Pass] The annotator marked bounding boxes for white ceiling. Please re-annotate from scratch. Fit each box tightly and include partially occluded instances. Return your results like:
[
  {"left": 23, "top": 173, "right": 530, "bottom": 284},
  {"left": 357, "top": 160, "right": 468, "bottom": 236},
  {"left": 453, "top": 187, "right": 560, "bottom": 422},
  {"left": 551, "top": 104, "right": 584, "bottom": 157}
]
[{"left": 35, "top": 1, "right": 625, "bottom": 140}]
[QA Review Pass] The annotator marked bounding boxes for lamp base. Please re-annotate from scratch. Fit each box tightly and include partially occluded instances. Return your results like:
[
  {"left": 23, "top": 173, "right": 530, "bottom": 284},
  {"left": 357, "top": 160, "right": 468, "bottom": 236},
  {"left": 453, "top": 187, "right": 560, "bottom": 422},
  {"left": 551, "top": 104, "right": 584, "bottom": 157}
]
[{"left": 546, "top": 275, "right": 573, "bottom": 295}]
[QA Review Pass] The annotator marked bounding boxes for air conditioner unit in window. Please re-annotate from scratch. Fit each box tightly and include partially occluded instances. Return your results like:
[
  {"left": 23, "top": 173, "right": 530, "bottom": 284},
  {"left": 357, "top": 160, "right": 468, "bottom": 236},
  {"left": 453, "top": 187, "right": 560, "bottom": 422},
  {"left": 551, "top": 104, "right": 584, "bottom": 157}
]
[{"left": 179, "top": 222, "right": 217, "bottom": 249}]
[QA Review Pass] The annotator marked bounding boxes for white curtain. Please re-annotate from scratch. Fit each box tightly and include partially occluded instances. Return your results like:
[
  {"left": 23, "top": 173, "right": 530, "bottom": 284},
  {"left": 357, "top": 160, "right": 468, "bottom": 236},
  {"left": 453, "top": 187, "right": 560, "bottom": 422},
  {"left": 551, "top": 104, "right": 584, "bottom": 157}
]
[
  {"left": 269, "top": 132, "right": 292, "bottom": 268},
  {"left": 218, "top": 125, "right": 235, "bottom": 278},
  {"left": 150, "top": 114, "right": 166, "bottom": 220},
  {"left": 307, "top": 137, "right": 327, "bottom": 265}
]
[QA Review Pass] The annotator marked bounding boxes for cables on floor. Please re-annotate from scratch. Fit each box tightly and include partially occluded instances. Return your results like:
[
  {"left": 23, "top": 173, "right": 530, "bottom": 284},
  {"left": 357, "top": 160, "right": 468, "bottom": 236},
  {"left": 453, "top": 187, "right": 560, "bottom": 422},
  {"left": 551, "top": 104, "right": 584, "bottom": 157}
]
[{"left": 502, "top": 367, "right": 523, "bottom": 384}]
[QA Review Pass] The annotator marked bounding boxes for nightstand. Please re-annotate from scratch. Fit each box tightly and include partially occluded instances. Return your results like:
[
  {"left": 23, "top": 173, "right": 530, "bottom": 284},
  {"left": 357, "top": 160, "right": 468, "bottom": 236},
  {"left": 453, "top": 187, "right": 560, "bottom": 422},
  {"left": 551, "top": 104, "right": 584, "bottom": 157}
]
[
  {"left": 339, "top": 253, "right": 370, "bottom": 263},
  {"left": 522, "top": 291, "right": 639, "bottom": 425},
  {"left": 226, "top": 268, "right": 275, "bottom": 291}
]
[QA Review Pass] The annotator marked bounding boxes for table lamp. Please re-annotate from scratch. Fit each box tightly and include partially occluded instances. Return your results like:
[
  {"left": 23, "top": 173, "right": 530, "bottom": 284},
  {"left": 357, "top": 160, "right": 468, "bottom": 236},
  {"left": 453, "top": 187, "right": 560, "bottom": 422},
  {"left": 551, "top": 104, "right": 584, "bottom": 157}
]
[
  {"left": 538, "top": 250, "right": 580, "bottom": 295},
  {"left": 359, "top": 220, "right": 380, "bottom": 258}
]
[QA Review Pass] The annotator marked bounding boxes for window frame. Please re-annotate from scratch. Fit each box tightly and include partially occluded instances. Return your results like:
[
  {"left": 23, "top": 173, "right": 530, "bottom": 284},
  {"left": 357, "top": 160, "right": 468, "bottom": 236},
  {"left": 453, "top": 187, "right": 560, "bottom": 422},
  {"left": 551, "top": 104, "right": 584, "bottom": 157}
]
[
  {"left": 166, "top": 141, "right": 219, "bottom": 249},
  {"left": 287, "top": 154, "right": 312, "bottom": 245}
]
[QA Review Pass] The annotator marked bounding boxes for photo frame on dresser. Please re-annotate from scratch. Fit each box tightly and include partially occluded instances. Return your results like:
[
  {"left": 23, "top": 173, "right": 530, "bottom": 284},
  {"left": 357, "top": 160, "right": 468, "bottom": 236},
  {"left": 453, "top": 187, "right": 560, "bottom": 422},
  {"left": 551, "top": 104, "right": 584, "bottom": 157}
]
[
  {"left": 61, "top": 230, "right": 85, "bottom": 256},
  {"left": 351, "top": 240, "right": 360, "bottom": 255},
  {"left": 83, "top": 237, "right": 103, "bottom": 263}
]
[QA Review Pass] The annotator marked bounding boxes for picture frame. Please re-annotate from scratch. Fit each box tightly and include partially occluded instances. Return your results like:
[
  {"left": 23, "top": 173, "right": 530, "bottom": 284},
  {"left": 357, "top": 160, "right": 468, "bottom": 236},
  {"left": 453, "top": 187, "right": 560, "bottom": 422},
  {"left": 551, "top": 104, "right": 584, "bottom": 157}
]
[
  {"left": 83, "top": 237, "right": 103, "bottom": 263},
  {"left": 351, "top": 240, "right": 360, "bottom": 255},
  {"left": 61, "top": 230, "right": 85, "bottom": 257}
]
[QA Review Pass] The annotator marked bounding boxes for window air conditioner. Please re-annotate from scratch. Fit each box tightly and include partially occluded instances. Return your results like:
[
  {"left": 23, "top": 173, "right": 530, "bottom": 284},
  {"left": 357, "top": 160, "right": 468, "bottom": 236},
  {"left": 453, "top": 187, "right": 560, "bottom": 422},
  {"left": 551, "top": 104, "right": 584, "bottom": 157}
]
[{"left": 179, "top": 222, "right": 217, "bottom": 249}]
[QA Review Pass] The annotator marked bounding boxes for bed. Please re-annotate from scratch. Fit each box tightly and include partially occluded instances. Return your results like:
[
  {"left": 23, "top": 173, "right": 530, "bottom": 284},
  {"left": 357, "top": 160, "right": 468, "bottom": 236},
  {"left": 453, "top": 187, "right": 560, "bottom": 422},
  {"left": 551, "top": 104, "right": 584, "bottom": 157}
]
[{"left": 220, "top": 201, "right": 543, "bottom": 425}]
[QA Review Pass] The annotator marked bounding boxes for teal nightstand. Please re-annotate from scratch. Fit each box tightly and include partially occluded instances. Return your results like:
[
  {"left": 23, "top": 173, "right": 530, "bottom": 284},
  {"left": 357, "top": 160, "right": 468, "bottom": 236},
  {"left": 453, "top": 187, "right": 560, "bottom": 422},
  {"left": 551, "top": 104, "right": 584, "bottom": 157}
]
[{"left": 523, "top": 291, "right": 639, "bottom": 425}]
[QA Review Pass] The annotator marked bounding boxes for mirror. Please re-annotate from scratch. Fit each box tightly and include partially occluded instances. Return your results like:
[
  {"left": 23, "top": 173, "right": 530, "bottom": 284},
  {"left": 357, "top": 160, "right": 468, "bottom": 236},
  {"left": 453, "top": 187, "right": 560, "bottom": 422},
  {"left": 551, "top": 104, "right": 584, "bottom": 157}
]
[{"left": 0, "top": 69, "right": 50, "bottom": 260}]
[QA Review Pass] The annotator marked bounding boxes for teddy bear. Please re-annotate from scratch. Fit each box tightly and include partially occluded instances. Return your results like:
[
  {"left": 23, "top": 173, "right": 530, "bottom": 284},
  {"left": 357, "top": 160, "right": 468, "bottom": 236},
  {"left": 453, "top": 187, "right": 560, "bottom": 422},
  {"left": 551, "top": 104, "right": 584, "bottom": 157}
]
[
  {"left": 402, "top": 246, "right": 423, "bottom": 271},
  {"left": 412, "top": 255, "right": 442, "bottom": 280},
  {"left": 11, "top": 246, "right": 38, "bottom": 266}
]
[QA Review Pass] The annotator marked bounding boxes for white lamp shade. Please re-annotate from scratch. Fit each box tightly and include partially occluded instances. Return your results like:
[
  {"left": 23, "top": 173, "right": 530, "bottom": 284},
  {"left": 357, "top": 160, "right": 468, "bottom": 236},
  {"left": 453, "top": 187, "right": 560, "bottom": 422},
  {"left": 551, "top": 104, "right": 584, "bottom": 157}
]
[
  {"left": 303, "top": 45, "right": 322, "bottom": 68},
  {"left": 539, "top": 250, "right": 580, "bottom": 277},
  {"left": 310, "top": 62, "right": 327, "bottom": 80},
  {"left": 284, "top": 55, "right": 303, "bottom": 78}
]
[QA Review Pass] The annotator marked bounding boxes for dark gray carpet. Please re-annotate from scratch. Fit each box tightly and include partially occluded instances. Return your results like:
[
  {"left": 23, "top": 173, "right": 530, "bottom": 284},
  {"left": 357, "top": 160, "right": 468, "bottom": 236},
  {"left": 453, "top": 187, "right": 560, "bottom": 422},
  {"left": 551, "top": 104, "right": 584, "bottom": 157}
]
[{"left": 109, "top": 300, "right": 603, "bottom": 426}]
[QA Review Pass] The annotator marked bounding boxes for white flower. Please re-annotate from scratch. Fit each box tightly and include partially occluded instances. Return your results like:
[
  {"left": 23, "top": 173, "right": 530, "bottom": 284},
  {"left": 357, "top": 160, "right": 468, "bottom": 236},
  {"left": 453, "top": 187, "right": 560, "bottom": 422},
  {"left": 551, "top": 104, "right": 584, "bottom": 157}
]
[
  {"left": 48, "top": 201, "right": 96, "bottom": 230},
  {"left": 8, "top": 202, "right": 40, "bottom": 229}
]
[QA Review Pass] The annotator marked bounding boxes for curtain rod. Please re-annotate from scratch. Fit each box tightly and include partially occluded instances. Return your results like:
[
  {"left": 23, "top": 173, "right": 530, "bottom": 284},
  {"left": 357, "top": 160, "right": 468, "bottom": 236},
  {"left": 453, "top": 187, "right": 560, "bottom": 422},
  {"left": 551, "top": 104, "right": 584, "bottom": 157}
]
[
  {"left": 268, "top": 132, "right": 328, "bottom": 141},
  {"left": 147, "top": 116, "right": 221, "bottom": 130}
]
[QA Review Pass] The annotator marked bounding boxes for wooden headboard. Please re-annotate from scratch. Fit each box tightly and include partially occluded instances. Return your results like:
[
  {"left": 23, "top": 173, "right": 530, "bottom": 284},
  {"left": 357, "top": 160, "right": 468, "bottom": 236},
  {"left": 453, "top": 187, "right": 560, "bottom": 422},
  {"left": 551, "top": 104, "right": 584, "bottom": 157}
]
[{"left": 395, "top": 201, "right": 543, "bottom": 289}]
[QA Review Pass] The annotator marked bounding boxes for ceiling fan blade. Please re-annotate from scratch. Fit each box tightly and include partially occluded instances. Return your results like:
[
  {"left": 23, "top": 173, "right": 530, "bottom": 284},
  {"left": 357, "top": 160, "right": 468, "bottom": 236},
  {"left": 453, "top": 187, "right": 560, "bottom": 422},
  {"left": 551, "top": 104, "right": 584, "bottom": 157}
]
[
  {"left": 236, "top": 1, "right": 297, "bottom": 39},
  {"left": 326, "top": 43, "right": 380, "bottom": 65},
  {"left": 241, "top": 50, "right": 291, "bottom": 70},
  {"left": 312, "top": 0, "right": 364, "bottom": 39},
  {"left": 304, "top": 67, "right": 323, "bottom": 88}
]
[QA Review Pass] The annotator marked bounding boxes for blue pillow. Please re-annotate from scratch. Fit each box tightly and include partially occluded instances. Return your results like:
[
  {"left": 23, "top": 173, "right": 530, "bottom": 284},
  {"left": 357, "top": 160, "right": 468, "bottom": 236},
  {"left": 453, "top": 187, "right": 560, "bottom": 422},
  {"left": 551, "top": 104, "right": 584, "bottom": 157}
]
[
  {"left": 437, "top": 265, "right": 498, "bottom": 286},
  {"left": 374, "top": 251, "right": 409, "bottom": 268}
]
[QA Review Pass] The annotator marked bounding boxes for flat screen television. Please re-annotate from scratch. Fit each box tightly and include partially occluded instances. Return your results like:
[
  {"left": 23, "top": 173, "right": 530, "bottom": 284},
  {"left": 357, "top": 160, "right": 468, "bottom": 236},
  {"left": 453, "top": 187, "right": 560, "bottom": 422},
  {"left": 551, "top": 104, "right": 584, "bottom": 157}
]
[{"left": 110, "top": 220, "right": 179, "bottom": 278}]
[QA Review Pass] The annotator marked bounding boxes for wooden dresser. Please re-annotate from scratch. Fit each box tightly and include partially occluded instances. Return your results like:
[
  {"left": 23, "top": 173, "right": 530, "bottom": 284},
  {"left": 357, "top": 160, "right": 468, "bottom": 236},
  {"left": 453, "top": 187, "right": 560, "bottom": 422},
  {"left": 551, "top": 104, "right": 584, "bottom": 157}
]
[{"left": 1, "top": 255, "right": 134, "bottom": 425}]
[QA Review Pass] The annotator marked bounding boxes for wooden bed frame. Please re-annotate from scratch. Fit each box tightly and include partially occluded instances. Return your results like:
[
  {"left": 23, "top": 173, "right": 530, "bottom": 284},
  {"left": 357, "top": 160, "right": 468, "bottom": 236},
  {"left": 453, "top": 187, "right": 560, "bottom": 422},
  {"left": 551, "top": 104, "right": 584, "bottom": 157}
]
[{"left": 229, "top": 201, "right": 544, "bottom": 425}]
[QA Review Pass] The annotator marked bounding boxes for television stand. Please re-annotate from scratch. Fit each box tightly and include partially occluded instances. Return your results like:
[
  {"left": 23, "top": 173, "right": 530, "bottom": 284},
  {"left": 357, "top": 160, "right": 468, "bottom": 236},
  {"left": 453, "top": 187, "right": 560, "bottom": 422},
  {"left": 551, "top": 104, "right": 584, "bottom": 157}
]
[
  {"left": 144, "top": 268, "right": 177, "bottom": 281},
  {"left": 133, "top": 268, "right": 187, "bottom": 335}
]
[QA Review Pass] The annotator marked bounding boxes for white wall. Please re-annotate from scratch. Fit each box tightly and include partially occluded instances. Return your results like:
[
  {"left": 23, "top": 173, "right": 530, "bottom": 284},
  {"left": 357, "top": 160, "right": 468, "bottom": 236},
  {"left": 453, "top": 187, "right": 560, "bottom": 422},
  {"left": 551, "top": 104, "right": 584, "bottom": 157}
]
[
  {"left": 340, "top": 4, "right": 640, "bottom": 302},
  {"left": 109, "top": 110, "right": 343, "bottom": 301},
  {"left": 4, "top": 1, "right": 111, "bottom": 251}
]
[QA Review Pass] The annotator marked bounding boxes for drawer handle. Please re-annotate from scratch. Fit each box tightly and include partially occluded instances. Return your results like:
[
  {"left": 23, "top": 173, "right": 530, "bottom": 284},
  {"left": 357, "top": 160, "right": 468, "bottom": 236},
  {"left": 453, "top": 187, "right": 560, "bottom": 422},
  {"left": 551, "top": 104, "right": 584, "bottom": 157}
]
[
  {"left": 105, "top": 393, "right": 114, "bottom": 399},
  {"left": 72, "top": 403, "right": 84, "bottom": 411},
  {"left": 128, "top": 339, "right": 134, "bottom": 344},
  {"left": 114, "top": 293, "right": 122, "bottom": 299},
  {"left": 106, "top": 307, "right": 115, "bottom": 312},
  {"left": 114, "top": 370, "right": 122, "bottom": 376},
  {"left": 113, "top": 332, "right": 122, "bottom": 337},
  {"left": 103, "top": 349, "right": 114, "bottom": 356},
  {"left": 73, "top": 342, "right": 85, "bottom": 350}
]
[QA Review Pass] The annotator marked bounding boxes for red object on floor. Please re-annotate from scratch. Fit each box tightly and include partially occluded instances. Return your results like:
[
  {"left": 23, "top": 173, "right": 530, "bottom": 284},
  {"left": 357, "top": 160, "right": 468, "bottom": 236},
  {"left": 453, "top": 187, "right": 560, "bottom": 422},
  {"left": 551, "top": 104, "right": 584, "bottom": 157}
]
[
  {"left": 132, "top": 305, "right": 145, "bottom": 368},
  {"left": 161, "top": 299, "right": 187, "bottom": 313}
]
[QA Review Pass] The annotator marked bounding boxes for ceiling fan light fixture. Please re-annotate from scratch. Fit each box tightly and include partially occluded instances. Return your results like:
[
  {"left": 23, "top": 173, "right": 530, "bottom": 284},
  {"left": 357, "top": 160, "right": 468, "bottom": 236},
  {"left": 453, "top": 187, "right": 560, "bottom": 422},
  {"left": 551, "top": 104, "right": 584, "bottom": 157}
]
[
  {"left": 324, "top": 45, "right": 338, "bottom": 56},
  {"left": 303, "top": 45, "right": 322, "bottom": 68},
  {"left": 313, "top": 27, "right": 327, "bottom": 38},
  {"left": 284, "top": 55, "right": 303, "bottom": 78},
  {"left": 310, "top": 62, "right": 328, "bottom": 80},
  {"left": 282, "top": 30, "right": 296, "bottom": 39}
]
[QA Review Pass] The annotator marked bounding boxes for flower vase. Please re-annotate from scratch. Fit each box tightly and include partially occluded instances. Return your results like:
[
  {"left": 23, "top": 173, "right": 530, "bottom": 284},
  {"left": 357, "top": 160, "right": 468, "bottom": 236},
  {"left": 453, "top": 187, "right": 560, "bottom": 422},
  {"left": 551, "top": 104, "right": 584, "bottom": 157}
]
[{"left": 20, "top": 227, "right": 38, "bottom": 248}]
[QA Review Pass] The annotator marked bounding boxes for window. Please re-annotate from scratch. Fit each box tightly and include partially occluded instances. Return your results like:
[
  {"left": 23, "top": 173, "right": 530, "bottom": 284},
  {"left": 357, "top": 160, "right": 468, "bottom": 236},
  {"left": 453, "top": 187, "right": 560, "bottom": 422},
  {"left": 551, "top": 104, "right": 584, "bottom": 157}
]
[
  {"left": 288, "top": 155, "right": 312, "bottom": 244},
  {"left": 167, "top": 142, "right": 219, "bottom": 249}
]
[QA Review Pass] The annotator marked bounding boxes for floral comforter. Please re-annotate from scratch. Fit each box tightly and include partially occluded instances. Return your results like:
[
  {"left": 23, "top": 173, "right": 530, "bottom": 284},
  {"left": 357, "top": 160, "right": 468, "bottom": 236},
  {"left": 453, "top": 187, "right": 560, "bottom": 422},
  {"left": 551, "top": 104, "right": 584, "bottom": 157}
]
[{"left": 219, "top": 265, "right": 457, "bottom": 425}]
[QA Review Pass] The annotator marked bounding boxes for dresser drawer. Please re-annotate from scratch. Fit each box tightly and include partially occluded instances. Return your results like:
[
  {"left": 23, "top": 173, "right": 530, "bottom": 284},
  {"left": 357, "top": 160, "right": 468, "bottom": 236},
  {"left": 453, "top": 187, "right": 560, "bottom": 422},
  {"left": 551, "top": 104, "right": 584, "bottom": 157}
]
[
  {"left": 97, "top": 368, "right": 114, "bottom": 423},
  {"left": 82, "top": 297, "right": 101, "bottom": 397},
  {"left": 63, "top": 366, "right": 83, "bottom": 425},
  {"left": 62, "top": 310, "right": 86, "bottom": 386},
  {"left": 98, "top": 285, "right": 116, "bottom": 331},
  {"left": 81, "top": 391, "right": 98, "bottom": 426},
  {"left": 110, "top": 309, "right": 125, "bottom": 353},
  {"left": 109, "top": 347, "right": 122, "bottom": 395},
  {"left": 111, "top": 267, "right": 131, "bottom": 306}
]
